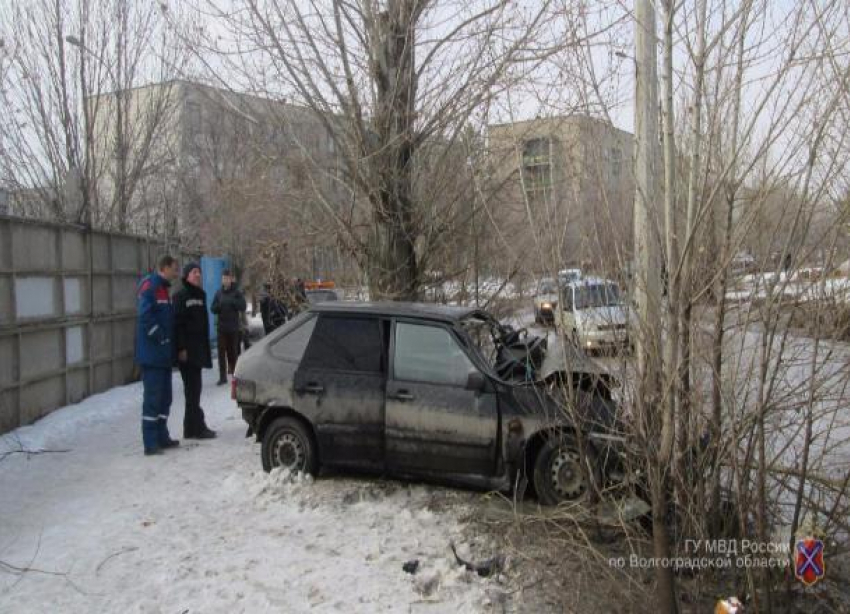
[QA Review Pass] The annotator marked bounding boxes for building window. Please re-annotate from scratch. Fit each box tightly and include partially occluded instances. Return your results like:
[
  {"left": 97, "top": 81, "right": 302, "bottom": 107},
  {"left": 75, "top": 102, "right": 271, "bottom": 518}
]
[
  {"left": 522, "top": 137, "right": 553, "bottom": 198},
  {"left": 609, "top": 147, "right": 622, "bottom": 179}
]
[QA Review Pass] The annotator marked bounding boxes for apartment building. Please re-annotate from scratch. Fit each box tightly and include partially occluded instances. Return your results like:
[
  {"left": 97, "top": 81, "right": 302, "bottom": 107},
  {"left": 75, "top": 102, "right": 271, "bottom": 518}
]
[
  {"left": 486, "top": 115, "right": 635, "bottom": 276},
  {"left": 89, "top": 79, "right": 347, "bottom": 278}
]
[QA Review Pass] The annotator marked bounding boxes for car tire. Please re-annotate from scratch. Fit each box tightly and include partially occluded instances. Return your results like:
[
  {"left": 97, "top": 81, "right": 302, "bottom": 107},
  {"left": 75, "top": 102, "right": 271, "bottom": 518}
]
[
  {"left": 533, "top": 434, "right": 598, "bottom": 506},
  {"left": 261, "top": 416, "right": 318, "bottom": 475}
]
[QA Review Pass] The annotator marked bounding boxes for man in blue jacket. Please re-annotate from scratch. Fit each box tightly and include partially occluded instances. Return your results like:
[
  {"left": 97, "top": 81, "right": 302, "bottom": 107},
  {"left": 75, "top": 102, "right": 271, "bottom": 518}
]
[{"left": 136, "top": 254, "right": 181, "bottom": 455}]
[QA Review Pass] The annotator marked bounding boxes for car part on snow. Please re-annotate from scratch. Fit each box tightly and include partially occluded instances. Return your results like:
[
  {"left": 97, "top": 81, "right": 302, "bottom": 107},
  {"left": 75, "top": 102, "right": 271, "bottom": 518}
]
[{"left": 450, "top": 542, "right": 504, "bottom": 578}]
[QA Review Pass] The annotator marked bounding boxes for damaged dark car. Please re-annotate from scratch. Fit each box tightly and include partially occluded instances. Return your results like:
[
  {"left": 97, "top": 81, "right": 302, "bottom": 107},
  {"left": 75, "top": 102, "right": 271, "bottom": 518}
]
[{"left": 233, "top": 302, "right": 626, "bottom": 505}]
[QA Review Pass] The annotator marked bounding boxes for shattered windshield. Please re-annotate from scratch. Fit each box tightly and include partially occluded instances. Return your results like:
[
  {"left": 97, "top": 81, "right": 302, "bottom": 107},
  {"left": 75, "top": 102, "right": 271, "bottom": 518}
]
[
  {"left": 458, "top": 314, "right": 500, "bottom": 369},
  {"left": 574, "top": 283, "right": 621, "bottom": 310}
]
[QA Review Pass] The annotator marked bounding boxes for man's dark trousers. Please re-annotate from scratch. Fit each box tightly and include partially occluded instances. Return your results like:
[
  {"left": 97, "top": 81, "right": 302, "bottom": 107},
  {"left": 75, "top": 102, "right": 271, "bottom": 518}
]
[
  {"left": 179, "top": 364, "right": 205, "bottom": 436},
  {"left": 142, "top": 367, "right": 173, "bottom": 451},
  {"left": 218, "top": 331, "right": 240, "bottom": 381}
]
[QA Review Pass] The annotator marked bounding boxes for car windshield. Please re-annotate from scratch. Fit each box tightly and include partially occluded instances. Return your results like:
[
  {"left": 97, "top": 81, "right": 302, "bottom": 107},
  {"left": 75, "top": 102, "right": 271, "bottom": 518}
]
[
  {"left": 457, "top": 314, "right": 501, "bottom": 373},
  {"left": 558, "top": 270, "right": 580, "bottom": 284},
  {"left": 574, "top": 283, "right": 621, "bottom": 310},
  {"left": 538, "top": 279, "right": 557, "bottom": 294}
]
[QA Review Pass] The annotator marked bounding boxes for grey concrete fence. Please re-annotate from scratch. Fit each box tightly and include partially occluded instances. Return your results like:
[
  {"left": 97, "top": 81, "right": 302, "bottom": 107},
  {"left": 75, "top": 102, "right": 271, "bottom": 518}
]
[{"left": 0, "top": 215, "right": 195, "bottom": 435}]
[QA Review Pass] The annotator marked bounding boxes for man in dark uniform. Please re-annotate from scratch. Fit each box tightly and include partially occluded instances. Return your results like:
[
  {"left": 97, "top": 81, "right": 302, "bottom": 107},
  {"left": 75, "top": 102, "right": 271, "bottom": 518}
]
[
  {"left": 260, "top": 281, "right": 288, "bottom": 334},
  {"left": 174, "top": 262, "right": 216, "bottom": 440},
  {"left": 211, "top": 269, "right": 247, "bottom": 385},
  {"left": 136, "top": 254, "right": 181, "bottom": 456}
]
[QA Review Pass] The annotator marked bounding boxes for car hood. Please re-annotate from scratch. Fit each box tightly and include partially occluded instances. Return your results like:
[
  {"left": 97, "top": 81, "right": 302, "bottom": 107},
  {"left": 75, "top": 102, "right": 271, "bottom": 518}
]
[
  {"left": 576, "top": 305, "right": 628, "bottom": 327},
  {"left": 538, "top": 334, "right": 611, "bottom": 381}
]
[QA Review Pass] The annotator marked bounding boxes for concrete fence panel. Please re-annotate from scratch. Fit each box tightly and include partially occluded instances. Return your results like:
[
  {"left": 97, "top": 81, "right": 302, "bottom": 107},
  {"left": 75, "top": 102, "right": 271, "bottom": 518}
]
[{"left": 0, "top": 214, "right": 199, "bottom": 435}]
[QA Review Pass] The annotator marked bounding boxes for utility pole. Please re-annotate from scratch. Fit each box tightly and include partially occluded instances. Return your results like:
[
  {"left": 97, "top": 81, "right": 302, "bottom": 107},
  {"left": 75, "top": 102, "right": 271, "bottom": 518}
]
[
  {"left": 633, "top": 0, "right": 676, "bottom": 612},
  {"left": 634, "top": 1, "right": 662, "bottom": 372}
]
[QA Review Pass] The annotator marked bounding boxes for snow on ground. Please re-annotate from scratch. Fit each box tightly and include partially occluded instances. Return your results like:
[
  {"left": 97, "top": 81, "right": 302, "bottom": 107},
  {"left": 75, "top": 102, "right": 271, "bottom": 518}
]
[
  {"left": 0, "top": 369, "right": 497, "bottom": 613},
  {"left": 726, "top": 271, "right": 850, "bottom": 303}
]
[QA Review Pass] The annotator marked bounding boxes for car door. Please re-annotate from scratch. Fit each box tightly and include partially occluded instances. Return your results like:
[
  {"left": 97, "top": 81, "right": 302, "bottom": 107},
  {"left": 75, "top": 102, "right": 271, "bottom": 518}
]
[
  {"left": 293, "top": 315, "right": 386, "bottom": 470},
  {"left": 385, "top": 320, "right": 499, "bottom": 477}
]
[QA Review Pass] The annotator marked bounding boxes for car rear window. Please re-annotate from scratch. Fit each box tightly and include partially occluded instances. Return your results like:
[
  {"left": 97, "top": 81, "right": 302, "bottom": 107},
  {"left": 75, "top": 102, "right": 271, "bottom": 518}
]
[
  {"left": 300, "top": 316, "right": 382, "bottom": 373},
  {"left": 270, "top": 315, "right": 317, "bottom": 362}
]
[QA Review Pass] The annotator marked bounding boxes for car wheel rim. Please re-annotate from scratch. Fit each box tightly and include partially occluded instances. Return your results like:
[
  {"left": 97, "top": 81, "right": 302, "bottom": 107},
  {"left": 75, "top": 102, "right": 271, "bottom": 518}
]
[
  {"left": 549, "top": 447, "right": 586, "bottom": 499},
  {"left": 272, "top": 431, "right": 306, "bottom": 471}
]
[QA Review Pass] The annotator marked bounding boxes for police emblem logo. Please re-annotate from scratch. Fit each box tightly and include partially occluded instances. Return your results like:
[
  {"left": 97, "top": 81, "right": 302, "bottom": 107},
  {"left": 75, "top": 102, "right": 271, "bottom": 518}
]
[{"left": 795, "top": 536, "right": 825, "bottom": 586}]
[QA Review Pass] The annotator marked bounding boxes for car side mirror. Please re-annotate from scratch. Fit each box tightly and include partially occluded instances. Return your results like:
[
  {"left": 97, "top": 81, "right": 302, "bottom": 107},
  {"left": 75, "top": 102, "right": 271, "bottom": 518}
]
[{"left": 466, "top": 370, "right": 487, "bottom": 392}]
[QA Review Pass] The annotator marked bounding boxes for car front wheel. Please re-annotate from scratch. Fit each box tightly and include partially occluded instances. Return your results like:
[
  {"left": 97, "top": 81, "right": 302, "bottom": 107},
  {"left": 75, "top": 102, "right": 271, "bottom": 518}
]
[
  {"left": 533, "top": 435, "right": 598, "bottom": 505},
  {"left": 261, "top": 416, "right": 318, "bottom": 474}
]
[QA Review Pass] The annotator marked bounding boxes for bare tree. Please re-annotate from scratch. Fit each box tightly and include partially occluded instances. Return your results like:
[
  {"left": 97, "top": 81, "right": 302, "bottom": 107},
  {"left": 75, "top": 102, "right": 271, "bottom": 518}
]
[
  {"left": 176, "top": 0, "right": 574, "bottom": 299},
  {"left": 0, "top": 0, "right": 186, "bottom": 231}
]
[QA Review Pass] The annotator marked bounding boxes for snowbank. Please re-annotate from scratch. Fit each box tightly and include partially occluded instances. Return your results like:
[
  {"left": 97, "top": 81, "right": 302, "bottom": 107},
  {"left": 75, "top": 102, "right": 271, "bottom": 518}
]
[{"left": 0, "top": 370, "right": 495, "bottom": 613}]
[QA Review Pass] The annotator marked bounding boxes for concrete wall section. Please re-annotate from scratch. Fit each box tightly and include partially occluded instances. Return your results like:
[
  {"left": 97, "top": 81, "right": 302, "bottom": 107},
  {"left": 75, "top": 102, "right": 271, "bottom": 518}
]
[{"left": 0, "top": 214, "right": 199, "bottom": 434}]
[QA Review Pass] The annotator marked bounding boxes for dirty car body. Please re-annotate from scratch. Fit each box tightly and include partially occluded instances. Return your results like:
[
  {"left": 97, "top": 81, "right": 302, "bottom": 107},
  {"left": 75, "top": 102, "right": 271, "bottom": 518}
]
[{"left": 234, "top": 302, "right": 626, "bottom": 504}]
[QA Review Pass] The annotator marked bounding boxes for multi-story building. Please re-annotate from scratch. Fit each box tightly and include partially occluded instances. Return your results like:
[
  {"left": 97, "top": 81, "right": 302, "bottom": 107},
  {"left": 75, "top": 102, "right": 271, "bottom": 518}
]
[
  {"left": 89, "top": 79, "right": 348, "bottom": 280},
  {"left": 486, "top": 115, "right": 635, "bottom": 276}
]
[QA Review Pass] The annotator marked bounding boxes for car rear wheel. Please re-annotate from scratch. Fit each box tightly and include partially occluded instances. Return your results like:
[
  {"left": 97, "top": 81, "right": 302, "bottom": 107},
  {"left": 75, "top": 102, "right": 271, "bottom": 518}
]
[
  {"left": 533, "top": 434, "right": 598, "bottom": 505},
  {"left": 261, "top": 416, "right": 318, "bottom": 475}
]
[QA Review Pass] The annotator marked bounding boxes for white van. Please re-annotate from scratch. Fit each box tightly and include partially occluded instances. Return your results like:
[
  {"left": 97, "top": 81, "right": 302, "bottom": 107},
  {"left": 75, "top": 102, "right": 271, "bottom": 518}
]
[{"left": 558, "top": 278, "right": 630, "bottom": 352}]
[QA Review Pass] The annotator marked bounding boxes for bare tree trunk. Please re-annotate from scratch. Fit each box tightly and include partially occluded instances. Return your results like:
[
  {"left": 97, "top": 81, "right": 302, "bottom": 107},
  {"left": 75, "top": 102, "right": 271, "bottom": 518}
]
[
  {"left": 678, "top": 0, "right": 708, "bottom": 527},
  {"left": 114, "top": 0, "right": 128, "bottom": 232},
  {"left": 660, "top": 0, "right": 681, "bottom": 527},
  {"left": 709, "top": 0, "right": 750, "bottom": 539},
  {"left": 368, "top": 2, "right": 419, "bottom": 300},
  {"left": 635, "top": 0, "right": 675, "bottom": 610}
]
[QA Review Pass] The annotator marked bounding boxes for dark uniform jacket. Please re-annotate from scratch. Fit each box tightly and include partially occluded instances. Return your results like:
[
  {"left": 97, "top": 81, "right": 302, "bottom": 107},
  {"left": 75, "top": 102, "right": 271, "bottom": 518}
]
[
  {"left": 211, "top": 285, "right": 247, "bottom": 333},
  {"left": 260, "top": 293, "right": 288, "bottom": 333},
  {"left": 173, "top": 282, "right": 213, "bottom": 369},
  {"left": 135, "top": 273, "right": 174, "bottom": 368}
]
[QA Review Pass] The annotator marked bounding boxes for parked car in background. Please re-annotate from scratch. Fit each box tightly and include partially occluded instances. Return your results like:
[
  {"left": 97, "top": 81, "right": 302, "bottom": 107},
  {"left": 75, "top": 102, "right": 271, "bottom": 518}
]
[
  {"left": 533, "top": 277, "right": 560, "bottom": 325},
  {"left": 558, "top": 278, "right": 630, "bottom": 352},
  {"left": 305, "top": 288, "right": 339, "bottom": 304},
  {"left": 730, "top": 252, "right": 757, "bottom": 276},
  {"left": 233, "top": 302, "right": 624, "bottom": 505},
  {"left": 558, "top": 268, "right": 582, "bottom": 285}
]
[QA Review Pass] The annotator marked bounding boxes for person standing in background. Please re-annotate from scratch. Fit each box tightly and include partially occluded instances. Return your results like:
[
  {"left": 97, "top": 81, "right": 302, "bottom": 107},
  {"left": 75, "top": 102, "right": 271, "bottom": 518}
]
[
  {"left": 174, "top": 262, "right": 216, "bottom": 439},
  {"left": 211, "top": 269, "right": 246, "bottom": 385},
  {"left": 135, "top": 254, "right": 181, "bottom": 455}
]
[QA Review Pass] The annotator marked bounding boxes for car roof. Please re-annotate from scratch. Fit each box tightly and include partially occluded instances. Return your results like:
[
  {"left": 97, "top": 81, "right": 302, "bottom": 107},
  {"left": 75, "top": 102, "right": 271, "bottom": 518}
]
[
  {"left": 564, "top": 276, "right": 616, "bottom": 288},
  {"left": 309, "top": 301, "right": 482, "bottom": 323}
]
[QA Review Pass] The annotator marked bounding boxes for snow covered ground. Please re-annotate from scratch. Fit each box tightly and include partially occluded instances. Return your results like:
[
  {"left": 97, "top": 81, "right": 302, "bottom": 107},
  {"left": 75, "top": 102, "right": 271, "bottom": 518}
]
[
  {"left": 0, "top": 369, "right": 501, "bottom": 613},
  {"left": 726, "top": 271, "right": 850, "bottom": 303}
]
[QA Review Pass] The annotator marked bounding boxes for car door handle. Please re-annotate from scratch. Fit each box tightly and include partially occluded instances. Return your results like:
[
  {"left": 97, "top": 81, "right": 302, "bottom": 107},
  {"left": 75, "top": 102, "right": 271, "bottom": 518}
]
[
  {"left": 391, "top": 390, "right": 415, "bottom": 401},
  {"left": 304, "top": 383, "right": 325, "bottom": 394}
]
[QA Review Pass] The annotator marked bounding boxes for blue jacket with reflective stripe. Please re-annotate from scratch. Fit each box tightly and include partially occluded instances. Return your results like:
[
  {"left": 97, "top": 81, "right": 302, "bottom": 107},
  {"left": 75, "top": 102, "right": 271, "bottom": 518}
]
[{"left": 135, "top": 273, "right": 174, "bottom": 368}]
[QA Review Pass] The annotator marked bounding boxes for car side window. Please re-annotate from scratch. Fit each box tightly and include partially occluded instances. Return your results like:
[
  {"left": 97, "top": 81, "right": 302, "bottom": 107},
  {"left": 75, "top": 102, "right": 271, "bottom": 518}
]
[
  {"left": 270, "top": 315, "right": 317, "bottom": 362},
  {"left": 300, "top": 316, "right": 382, "bottom": 373},
  {"left": 394, "top": 322, "right": 475, "bottom": 386}
]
